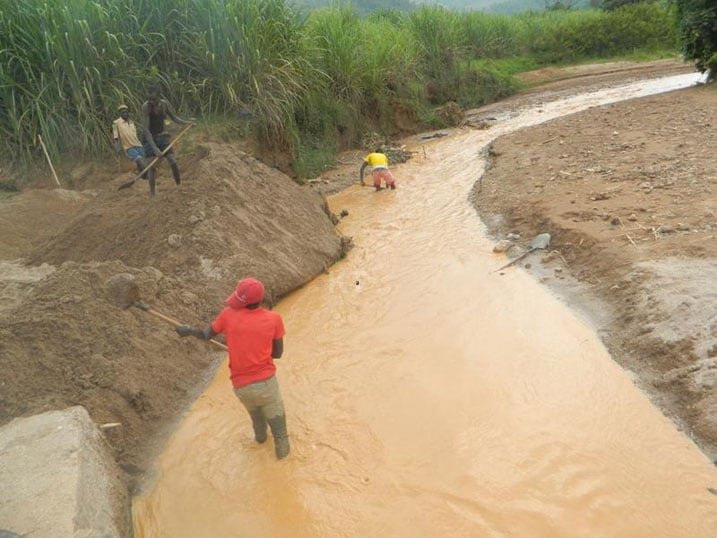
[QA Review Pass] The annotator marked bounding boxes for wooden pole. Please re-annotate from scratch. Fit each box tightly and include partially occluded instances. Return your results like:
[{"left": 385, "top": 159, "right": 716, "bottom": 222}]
[
  {"left": 131, "top": 302, "right": 228, "bottom": 351},
  {"left": 36, "top": 135, "right": 61, "bottom": 187}
]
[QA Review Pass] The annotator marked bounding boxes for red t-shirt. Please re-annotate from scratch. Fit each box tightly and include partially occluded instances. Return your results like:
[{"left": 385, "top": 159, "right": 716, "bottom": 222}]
[{"left": 211, "top": 307, "right": 285, "bottom": 388}]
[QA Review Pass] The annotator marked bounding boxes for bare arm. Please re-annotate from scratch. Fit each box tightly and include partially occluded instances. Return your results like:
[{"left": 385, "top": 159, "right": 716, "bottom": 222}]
[
  {"left": 141, "top": 102, "right": 161, "bottom": 155},
  {"left": 359, "top": 161, "right": 368, "bottom": 185},
  {"left": 272, "top": 337, "right": 283, "bottom": 359}
]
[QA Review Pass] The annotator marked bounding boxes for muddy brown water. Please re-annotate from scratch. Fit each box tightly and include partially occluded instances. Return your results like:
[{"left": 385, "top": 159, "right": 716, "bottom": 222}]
[{"left": 133, "top": 74, "right": 717, "bottom": 537}]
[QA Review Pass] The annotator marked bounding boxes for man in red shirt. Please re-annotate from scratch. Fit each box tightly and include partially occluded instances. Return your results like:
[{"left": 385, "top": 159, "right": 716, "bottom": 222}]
[{"left": 175, "top": 277, "right": 290, "bottom": 459}]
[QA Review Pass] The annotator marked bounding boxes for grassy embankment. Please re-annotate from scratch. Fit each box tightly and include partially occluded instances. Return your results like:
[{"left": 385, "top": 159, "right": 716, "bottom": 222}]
[{"left": 0, "top": 0, "right": 678, "bottom": 184}]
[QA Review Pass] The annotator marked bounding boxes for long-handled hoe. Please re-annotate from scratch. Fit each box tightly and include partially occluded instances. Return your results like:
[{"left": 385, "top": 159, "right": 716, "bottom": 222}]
[{"left": 493, "top": 233, "right": 552, "bottom": 273}]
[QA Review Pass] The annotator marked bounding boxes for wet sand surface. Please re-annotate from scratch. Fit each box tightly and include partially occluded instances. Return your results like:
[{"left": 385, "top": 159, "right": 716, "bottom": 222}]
[{"left": 133, "top": 74, "right": 717, "bottom": 537}]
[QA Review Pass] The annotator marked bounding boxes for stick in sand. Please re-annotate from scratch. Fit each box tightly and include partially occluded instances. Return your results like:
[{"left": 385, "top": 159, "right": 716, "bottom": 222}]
[{"left": 36, "top": 134, "right": 61, "bottom": 186}]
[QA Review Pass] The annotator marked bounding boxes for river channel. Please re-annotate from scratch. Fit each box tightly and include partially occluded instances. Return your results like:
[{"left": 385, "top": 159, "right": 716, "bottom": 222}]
[{"left": 133, "top": 73, "right": 717, "bottom": 537}]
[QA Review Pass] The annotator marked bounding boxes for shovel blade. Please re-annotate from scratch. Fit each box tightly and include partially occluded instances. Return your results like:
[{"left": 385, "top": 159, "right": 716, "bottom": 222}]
[
  {"left": 529, "top": 233, "right": 551, "bottom": 250},
  {"left": 492, "top": 232, "right": 551, "bottom": 273}
]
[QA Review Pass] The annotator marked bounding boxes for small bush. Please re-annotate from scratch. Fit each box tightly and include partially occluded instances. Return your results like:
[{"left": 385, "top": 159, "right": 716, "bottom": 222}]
[
  {"left": 293, "top": 140, "right": 337, "bottom": 180},
  {"left": 0, "top": 180, "right": 19, "bottom": 192},
  {"left": 677, "top": 2, "right": 717, "bottom": 79}
]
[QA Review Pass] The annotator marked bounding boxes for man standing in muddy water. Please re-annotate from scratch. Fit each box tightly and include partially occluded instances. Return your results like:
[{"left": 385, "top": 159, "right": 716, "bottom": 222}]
[
  {"left": 141, "top": 83, "right": 194, "bottom": 196},
  {"left": 112, "top": 104, "right": 147, "bottom": 177},
  {"left": 360, "top": 148, "right": 397, "bottom": 191},
  {"left": 174, "top": 277, "right": 291, "bottom": 460}
]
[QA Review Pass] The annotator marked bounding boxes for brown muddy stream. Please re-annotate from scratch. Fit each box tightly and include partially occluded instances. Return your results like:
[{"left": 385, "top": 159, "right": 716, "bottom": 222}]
[{"left": 133, "top": 74, "right": 717, "bottom": 537}]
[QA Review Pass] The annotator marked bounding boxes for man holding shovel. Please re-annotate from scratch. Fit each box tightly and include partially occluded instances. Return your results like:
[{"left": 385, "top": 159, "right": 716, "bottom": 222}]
[
  {"left": 112, "top": 105, "right": 147, "bottom": 177},
  {"left": 141, "top": 83, "right": 194, "bottom": 195},
  {"left": 175, "top": 277, "right": 291, "bottom": 460}
]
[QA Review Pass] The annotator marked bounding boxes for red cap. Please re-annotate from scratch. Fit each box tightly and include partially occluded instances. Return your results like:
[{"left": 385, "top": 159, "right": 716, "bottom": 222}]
[{"left": 226, "top": 277, "right": 264, "bottom": 310}]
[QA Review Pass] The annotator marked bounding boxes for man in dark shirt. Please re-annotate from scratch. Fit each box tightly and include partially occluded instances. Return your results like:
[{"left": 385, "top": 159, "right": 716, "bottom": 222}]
[{"left": 141, "top": 84, "right": 194, "bottom": 195}]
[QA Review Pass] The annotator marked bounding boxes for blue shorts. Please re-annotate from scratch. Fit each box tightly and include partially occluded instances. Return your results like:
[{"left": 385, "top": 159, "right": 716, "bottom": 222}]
[
  {"left": 126, "top": 146, "right": 145, "bottom": 161},
  {"left": 143, "top": 134, "right": 173, "bottom": 157}
]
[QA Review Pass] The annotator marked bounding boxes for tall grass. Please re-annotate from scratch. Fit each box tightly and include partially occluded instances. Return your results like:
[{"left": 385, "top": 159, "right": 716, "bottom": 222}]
[
  {"left": 301, "top": 7, "right": 423, "bottom": 147},
  {"left": 0, "top": 0, "right": 679, "bottom": 176},
  {"left": 407, "top": 6, "right": 467, "bottom": 103},
  {"left": 461, "top": 3, "right": 679, "bottom": 63},
  {"left": 462, "top": 12, "right": 524, "bottom": 59},
  {"left": 0, "top": 1, "right": 147, "bottom": 158},
  {"left": 514, "top": 3, "right": 678, "bottom": 62}
]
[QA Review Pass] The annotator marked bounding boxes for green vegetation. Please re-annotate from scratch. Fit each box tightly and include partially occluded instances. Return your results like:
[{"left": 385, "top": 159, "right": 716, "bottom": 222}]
[
  {"left": 0, "top": 0, "right": 679, "bottom": 180},
  {"left": 293, "top": 140, "right": 338, "bottom": 179},
  {"left": 0, "top": 181, "right": 19, "bottom": 193},
  {"left": 675, "top": 0, "right": 717, "bottom": 80},
  {"left": 601, "top": 0, "right": 653, "bottom": 10},
  {"left": 300, "top": 0, "right": 599, "bottom": 15}
]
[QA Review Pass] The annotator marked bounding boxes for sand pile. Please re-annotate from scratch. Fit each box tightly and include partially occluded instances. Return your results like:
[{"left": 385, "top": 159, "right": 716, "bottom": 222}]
[
  {"left": 0, "top": 261, "right": 216, "bottom": 471},
  {"left": 33, "top": 143, "right": 343, "bottom": 311}
]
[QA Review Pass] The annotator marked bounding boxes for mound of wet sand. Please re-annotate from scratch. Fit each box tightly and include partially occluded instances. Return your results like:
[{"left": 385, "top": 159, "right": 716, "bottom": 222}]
[
  {"left": 472, "top": 83, "right": 717, "bottom": 461},
  {"left": 0, "top": 143, "right": 346, "bottom": 476},
  {"left": 33, "top": 143, "right": 343, "bottom": 310}
]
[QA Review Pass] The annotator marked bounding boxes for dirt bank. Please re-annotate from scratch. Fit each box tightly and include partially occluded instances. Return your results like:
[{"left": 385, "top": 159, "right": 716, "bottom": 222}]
[
  {"left": 0, "top": 142, "right": 346, "bottom": 481},
  {"left": 471, "top": 78, "right": 717, "bottom": 463}
]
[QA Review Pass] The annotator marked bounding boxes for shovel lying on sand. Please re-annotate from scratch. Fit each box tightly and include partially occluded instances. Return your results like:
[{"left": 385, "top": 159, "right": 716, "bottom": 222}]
[
  {"left": 493, "top": 232, "right": 551, "bottom": 272},
  {"left": 106, "top": 273, "right": 227, "bottom": 351},
  {"left": 117, "top": 124, "right": 193, "bottom": 191}
]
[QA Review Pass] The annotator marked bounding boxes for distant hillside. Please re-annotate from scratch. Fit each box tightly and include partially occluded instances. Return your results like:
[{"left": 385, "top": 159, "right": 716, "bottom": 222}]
[
  {"left": 420, "top": 0, "right": 597, "bottom": 13},
  {"left": 443, "top": 0, "right": 596, "bottom": 14},
  {"left": 421, "top": 0, "right": 501, "bottom": 10},
  {"left": 295, "top": 0, "right": 596, "bottom": 15},
  {"left": 294, "top": 0, "right": 417, "bottom": 15}
]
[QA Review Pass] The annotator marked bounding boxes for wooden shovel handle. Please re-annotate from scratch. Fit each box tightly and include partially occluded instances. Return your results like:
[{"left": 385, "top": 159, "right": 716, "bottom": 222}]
[
  {"left": 493, "top": 248, "right": 535, "bottom": 273},
  {"left": 118, "top": 123, "right": 193, "bottom": 190},
  {"left": 132, "top": 302, "right": 227, "bottom": 351}
]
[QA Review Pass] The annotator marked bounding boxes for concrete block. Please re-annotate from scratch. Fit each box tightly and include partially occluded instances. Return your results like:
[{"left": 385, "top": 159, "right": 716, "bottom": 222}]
[{"left": 0, "top": 406, "right": 130, "bottom": 537}]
